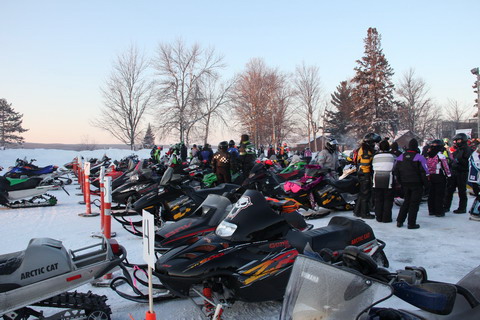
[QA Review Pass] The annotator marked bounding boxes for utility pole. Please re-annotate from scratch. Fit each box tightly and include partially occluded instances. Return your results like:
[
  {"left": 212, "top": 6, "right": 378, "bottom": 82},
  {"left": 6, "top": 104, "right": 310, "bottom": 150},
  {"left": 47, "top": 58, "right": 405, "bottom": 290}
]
[{"left": 471, "top": 67, "right": 480, "bottom": 138}]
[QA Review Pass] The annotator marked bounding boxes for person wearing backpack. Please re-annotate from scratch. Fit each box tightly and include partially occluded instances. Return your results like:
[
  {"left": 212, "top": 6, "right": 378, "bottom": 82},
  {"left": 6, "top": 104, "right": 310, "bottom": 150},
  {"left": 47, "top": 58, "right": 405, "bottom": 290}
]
[{"left": 425, "top": 139, "right": 451, "bottom": 217}]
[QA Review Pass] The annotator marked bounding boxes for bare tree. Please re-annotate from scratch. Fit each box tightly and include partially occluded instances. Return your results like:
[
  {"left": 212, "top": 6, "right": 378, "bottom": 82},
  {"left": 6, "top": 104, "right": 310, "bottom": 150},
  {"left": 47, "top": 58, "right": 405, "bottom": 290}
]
[
  {"left": 152, "top": 39, "right": 225, "bottom": 145},
  {"left": 293, "top": 62, "right": 323, "bottom": 151},
  {"left": 231, "top": 58, "right": 293, "bottom": 147},
  {"left": 197, "top": 77, "right": 235, "bottom": 144},
  {"left": 396, "top": 68, "right": 438, "bottom": 139},
  {"left": 79, "top": 135, "right": 97, "bottom": 151},
  {"left": 92, "top": 45, "right": 154, "bottom": 150},
  {"left": 444, "top": 99, "right": 471, "bottom": 123}
]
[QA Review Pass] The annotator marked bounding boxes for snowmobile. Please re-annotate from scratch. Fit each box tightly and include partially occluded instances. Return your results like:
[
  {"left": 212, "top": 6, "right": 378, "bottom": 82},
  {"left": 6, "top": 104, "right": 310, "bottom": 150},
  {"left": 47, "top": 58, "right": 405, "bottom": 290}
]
[
  {"left": 138, "top": 190, "right": 388, "bottom": 317},
  {"left": 281, "top": 247, "right": 480, "bottom": 320},
  {"left": 4, "top": 159, "right": 72, "bottom": 187},
  {"left": 0, "top": 176, "right": 58, "bottom": 209},
  {"left": 110, "top": 160, "right": 163, "bottom": 210},
  {"left": 127, "top": 167, "right": 240, "bottom": 221},
  {"left": 313, "top": 164, "right": 359, "bottom": 211},
  {"left": 4, "top": 158, "right": 58, "bottom": 178},
  {"left": 0, "top": 236, "right": 126, "bottom": 320}
]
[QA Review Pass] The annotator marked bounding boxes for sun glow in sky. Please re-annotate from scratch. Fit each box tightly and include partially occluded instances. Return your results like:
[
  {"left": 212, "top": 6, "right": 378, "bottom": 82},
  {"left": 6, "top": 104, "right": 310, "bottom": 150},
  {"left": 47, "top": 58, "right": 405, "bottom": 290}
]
[{"left": 1, "top": 1, "right": 479, "bottom": 145}]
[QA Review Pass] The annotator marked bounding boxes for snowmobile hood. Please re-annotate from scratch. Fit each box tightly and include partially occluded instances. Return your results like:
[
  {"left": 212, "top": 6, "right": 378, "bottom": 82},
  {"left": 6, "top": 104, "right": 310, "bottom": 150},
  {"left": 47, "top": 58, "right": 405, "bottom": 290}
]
[{"left": 216, "top": 189, "right": 288, "bottom": 242}]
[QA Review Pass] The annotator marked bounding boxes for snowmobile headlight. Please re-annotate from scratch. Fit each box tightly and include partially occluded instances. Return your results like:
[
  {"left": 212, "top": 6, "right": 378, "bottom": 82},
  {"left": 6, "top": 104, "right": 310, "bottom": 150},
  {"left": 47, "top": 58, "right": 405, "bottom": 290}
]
[
  {"left": 216, "top": 221, "right": 237, "bottom": 238},
  {"left": 158, "top": 186, "right": 165, "bottom": 195}
]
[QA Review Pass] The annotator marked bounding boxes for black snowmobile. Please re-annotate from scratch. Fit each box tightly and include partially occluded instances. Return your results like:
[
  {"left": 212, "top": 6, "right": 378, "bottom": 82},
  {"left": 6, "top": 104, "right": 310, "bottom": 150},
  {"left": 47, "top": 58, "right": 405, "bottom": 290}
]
[
  {"left": 114, "top": 167, "right": 239, "bottom": 236},
  {"left": 112, "top": 190, "right": 387, "bottom": 317},
  {"left": 281, "top": 247, "right": 480, "bottom": 320},
  {"left": 0, "top": 176, "right": 58, "bottom": 209},
  {"left": 314, "top": 164, "right": 359, "bottom": 211},
  {"left": 110, "top": 160, "right": 163, "bottom": 211},
  {"left": 0, "top": 237, "right": 126, "bottom": 320}
]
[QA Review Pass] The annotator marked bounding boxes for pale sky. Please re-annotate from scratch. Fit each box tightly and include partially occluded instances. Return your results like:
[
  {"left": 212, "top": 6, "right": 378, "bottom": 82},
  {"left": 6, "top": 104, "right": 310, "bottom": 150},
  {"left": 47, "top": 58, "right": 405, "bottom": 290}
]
[{"left": 1, "top": 1, "right": 479, "bottom": 145}]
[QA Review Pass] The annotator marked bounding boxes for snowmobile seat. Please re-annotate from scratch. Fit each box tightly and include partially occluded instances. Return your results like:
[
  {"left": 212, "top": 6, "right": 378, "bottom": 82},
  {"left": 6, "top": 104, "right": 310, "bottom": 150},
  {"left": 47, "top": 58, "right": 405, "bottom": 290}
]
[
  {"left": 0, "top": 250, "right": 24, "bottom": 276},
  {"left": 0, "top": 177, "right": 43, "bottom": 191},
  {"left": 189, "top": 183, "right": 239, "bottom": 203},
  {"left": 328, "top": 176, "right": 359, "bottom": 194},
  {"left": 286, "top": 216, "right": 374, "bottom": 253}
]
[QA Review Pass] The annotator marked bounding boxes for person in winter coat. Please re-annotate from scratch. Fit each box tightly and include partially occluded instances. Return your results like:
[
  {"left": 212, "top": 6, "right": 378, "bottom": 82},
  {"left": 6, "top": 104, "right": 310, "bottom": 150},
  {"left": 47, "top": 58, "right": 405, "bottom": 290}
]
[
  {"left": 239, "top": 134, "right": 256, "bottom": 179},
  {"left": 180, "top": 142, "right": 188, "bottom": 162},
  {"left": 425, "top": 140, "right": 452, "bottom": 217},
  {"left": 390, "top": 141, "right": 402, "bottom": 158},
  {"left": 468, "top": 144, "right": 480, "bottom": 197},
  {"left": 212, "top": 141, "right": 232, "bottom": 183},
  {"left": 190, "top": 144, "right": 199, "bottom": 159},
  {"left": 352, "top": 133, "right": 380, "bottom": 219},
  {"left": 267, "top": 145, "right": 276, "bottom": 159},
  {"left": 303, "top": 147, "right": 313, "bottom": 164},
  {"left": 313, "top": 138, "right": 339, "bottom": 178},
  {"left": 227, "top": 140, "right": 240, "bottom": 161},
  {"left": 198, "top": 144, "right": 214, "bottom": 167},
  {"left": 372, "top": 140, "right": 395, "bottom": 223},
  {"left": 394, "top": 138, "right": 429, "bottom": 229},
  {"left": 444, "top": 133, "right": 473, "bottom": 213}
]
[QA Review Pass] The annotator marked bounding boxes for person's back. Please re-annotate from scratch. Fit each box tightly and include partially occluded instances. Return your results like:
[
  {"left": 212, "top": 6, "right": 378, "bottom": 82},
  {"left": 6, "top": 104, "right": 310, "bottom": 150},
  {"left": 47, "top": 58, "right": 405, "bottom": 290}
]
[
  {"left": 394, "top": 138, "right": 428, "bottom": 229},
  {"left": 372, "top": 151, "right": 395, "bottom": 189},
  {"left": 395, "top": 150, "right": 428, "bottom": 185}
]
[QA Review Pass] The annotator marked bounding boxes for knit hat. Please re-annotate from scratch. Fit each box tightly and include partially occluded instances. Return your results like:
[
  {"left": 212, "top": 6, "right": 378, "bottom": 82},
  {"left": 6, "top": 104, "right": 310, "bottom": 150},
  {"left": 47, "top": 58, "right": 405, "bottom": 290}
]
[
  {"left": 408, "top": 138, "right": 419, "bottom": 151},
  {"left": 379, "top": 140, "right": 390, "bottom": 152}
]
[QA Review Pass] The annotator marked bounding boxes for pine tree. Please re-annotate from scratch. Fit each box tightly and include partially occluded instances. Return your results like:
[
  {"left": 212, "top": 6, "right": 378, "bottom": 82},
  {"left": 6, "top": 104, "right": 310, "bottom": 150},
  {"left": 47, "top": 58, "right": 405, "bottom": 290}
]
[
  {"left": 351, "top": 27, "right": 398, "bottom": 139},
  {"left": 0, "top": 98, "right": 28, "bottom": 148},
  {"left": 142, "top": 123, "right": 155, "bottom": 148},
  {"left": 325, "top": 81, "right": 354, "bottom": 143}
]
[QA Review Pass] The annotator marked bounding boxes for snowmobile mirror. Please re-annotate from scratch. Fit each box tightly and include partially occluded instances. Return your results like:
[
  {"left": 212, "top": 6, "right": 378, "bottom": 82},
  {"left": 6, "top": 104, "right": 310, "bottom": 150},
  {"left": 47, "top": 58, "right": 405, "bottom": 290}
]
[{"left": 393, "top": 282, "right": 457, "bottom": 315}]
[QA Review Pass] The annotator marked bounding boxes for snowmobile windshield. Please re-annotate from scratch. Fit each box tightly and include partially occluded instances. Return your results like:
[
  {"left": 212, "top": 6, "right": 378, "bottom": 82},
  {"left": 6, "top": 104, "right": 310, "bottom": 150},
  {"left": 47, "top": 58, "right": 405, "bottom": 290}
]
[
  {"left": 216, "top": 189, "right": 287, "bottom": 242},
  {"left": 280, "top": 255, "right": 393, "bottom": 320},
  {"left": 159, "top": 167, "right": 174, "bottom": 185},
  {"left": 241, "top": 162, "right": 267, "bottom": 187},
  {"left": 304, "top": 164, "right": 324, "bottom": 178},
  {"left": 456, "top": 264, "right": 480, "bottom": 304}
]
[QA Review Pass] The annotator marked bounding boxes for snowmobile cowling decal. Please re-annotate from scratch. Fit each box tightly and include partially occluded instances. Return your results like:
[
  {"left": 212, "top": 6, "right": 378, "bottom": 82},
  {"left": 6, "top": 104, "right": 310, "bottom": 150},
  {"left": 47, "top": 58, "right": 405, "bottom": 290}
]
[
  {"left": 241, "top": 250, "right": 298, "bottom": 285},
  {"left": 351, "top": 232, "right": 372, "bottom": 245},
  {"left": 20, "top": 263, "right": 59, "bottom": 280}
]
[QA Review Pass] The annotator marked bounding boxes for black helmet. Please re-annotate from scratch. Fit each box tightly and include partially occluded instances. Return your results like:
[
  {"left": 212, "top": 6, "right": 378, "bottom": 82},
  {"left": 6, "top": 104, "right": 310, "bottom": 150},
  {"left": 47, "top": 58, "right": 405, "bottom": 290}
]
[
  {"left": 228, "top": 140, "right": 235, "bottom": 147},
  {"left": 218, "top": 141, "right": 228, "bottom": 150},
  {"left": 453, "top": 133, "right": 468, "bottom": 143},
  {"left": 326, "top": 138, "right": 338, "bottom": 152},
  {"left": 430, "top": 139, "right": 443, "bottom": 147},
  {"left": 193, "top": 144, "right": 197, "bottom": 148},
  {"left": 363, "top": 133, "right": 381, "bottom": 145}
]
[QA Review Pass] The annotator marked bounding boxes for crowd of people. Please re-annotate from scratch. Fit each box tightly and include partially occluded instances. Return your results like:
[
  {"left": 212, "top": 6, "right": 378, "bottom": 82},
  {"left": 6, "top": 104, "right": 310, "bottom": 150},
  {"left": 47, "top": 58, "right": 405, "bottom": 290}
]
[
  {"left": 149, "top": 131, "right": 480, "bottom": 230},
  {"left": 350, "top": 132, "right": 476, "bottom": 230}
]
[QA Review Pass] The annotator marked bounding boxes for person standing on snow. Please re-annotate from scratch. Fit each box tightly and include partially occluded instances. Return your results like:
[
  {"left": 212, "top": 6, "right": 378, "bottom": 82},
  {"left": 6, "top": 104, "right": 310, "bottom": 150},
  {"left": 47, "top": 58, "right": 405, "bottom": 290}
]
[
  {"left": 372, "top": 140, "right": 395, "bottom": 223},
  {"left": 239, "top": 134, "right": 256, "bottom": 179},
  {"left": 394, "top": 138, "right": 429, "bottom": 229},
  {"left": 352, "top": 133, "right": 380, "bottom": 220},
  {"left": 444, "top": 133, "right": 472, "bottom": 214},
  {"left": 313, "top": 138, "right": 340, "bottom": 178},
  {"left": 425, "top": 139, "right": 451, "bottom": 217},
  {"left": 212, "top": 141, "right": 232, "bottom": 183}
]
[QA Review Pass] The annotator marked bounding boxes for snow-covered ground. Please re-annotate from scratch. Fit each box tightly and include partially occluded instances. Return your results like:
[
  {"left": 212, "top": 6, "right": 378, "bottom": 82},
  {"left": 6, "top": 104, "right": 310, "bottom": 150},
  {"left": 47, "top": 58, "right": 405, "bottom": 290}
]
[{"left": 1, "top": 148, "right": 479, "bottom": 319}]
